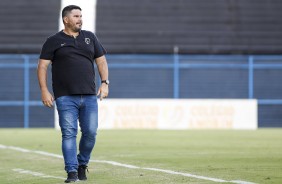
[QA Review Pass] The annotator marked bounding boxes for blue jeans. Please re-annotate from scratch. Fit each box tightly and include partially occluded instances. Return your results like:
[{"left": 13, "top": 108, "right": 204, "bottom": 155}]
[{"left": 55, "top": 95, "right": 98, "bottom": 173}]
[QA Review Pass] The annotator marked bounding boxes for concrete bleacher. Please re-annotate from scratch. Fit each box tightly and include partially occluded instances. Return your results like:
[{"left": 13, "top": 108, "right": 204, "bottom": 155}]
[
  {"left": 96, "top": 0, "right": 282, "bottom": 54},
  {"left": 1, "top": 0, "right": 281, "bottom": 54},
  {"left": 0, "top": 0, "right": 60, "bottom": 53}
]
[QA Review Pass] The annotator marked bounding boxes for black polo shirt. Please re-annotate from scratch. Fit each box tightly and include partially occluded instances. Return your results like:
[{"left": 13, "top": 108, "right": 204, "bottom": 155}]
[{"left": 40, "top": 30, "right": 106, "bottom": 99}]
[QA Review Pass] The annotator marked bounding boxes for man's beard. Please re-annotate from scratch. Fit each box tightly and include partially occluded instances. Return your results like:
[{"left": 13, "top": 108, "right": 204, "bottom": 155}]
[
  {"left": 69, "top": 23, "right": 82, "bottom": 32},
  {"left": 73, "top": 27, "right": 81, "bottom": 32}
]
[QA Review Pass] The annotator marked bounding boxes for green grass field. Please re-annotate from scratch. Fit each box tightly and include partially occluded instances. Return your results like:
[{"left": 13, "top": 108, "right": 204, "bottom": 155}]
[{"left": 0, "top": 129, "right": 281, "bottom": 184}]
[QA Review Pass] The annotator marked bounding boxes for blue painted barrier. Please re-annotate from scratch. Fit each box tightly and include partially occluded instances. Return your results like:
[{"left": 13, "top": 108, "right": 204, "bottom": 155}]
[{"left": 0, "top": 54, "right": 282, "bottom": 128}]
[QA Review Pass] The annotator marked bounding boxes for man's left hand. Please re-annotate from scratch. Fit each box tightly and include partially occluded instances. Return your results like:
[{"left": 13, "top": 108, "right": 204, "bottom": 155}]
[{"left": 97, "top": 83, "right": 109, "bottom": 101}]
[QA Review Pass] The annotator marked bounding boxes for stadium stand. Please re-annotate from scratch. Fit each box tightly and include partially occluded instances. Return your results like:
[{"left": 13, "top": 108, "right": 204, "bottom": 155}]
[
  {"left": 0, "top": 0, "right": 60, "bottom": 53},
  {"left": 96, "top": 0, "right": 282, "bottom": 54},
  {"left": 0, "top": 0, "right": 282, "bottom": 127}
]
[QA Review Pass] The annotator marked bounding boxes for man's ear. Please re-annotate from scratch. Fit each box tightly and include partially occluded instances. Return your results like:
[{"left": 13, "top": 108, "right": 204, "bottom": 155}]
[{"left": 63, "top": 16, "right": 68, "bottom": 24}]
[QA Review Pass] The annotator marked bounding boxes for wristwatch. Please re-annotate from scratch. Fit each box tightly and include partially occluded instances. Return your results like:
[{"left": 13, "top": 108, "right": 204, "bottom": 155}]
[{"left": 101, "top": 80, "right": 110, "bottom": 85}]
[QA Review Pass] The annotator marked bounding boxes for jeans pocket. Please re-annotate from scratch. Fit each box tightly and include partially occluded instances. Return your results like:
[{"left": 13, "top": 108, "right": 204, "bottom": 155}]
[{"left": 55, "top": 96, "right": 68, "bottom": 110}]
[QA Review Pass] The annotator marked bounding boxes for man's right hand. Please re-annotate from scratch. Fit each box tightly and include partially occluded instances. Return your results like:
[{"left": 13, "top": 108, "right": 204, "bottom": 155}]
[{"left": 41, "top": 90, "right": 54, "bottom": 108}]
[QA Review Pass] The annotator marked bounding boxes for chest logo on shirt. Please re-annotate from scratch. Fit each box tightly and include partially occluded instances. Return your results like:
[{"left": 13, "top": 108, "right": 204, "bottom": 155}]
[{"left": 85, "top": 38, "right": 90, "bottom": 44}]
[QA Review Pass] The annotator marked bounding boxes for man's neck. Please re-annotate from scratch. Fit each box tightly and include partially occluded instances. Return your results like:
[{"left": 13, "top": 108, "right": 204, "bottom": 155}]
[{"left": 63, "top": 29, "right": 79, "bottom": 38}]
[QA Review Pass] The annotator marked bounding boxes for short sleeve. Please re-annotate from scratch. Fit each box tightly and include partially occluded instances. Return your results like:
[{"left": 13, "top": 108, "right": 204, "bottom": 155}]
[
  {"left": 92, "top": 34, "right": 107, "bottom": 59},
  {"left": 39, "top": 37, "right": 55, "bottom": 60}
]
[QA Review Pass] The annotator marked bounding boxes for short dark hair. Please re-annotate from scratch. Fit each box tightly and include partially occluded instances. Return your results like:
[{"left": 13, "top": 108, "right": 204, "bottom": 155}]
[{"left": 62, "top": 5, "right": 81, "bottom": 20}]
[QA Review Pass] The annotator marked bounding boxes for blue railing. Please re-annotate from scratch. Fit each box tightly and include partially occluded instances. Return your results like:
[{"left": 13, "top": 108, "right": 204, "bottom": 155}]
[{"left": 1, "top": 54, "right": 282, "bottom": 128}]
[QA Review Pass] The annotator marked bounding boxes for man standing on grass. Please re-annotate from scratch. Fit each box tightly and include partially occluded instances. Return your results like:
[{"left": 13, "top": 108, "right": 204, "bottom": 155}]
[{"left": 37, "top": 5, "right": 109, "bottom": 183}]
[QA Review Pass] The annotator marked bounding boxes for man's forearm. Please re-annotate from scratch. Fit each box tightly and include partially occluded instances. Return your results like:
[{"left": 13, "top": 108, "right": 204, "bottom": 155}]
[
  {"left": 37, "top": 59, "right": 51, "bottom": 92},
  {"left": 96, "top": 56, "right": 109, "bottom": 80},
  {"left": 37, "top": 66, "right": 48, "bottom": 91}
]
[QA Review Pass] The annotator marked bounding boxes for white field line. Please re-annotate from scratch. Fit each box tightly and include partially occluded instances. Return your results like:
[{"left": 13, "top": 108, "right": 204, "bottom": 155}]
[
  {"left": 12, "top": 168, "right": 65, "bottom": 180},
  {"left": 143, "top": 167, "right": 226, "bottom": 183},
  {"left": 92, "top": 160, "right": 139, "bottom": 169},
  {"left": 230, "top": 181, "right": 259, "bottom": 184},
  {"left": 0, "top": 144, "right": 257, "bottom": 184}
]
